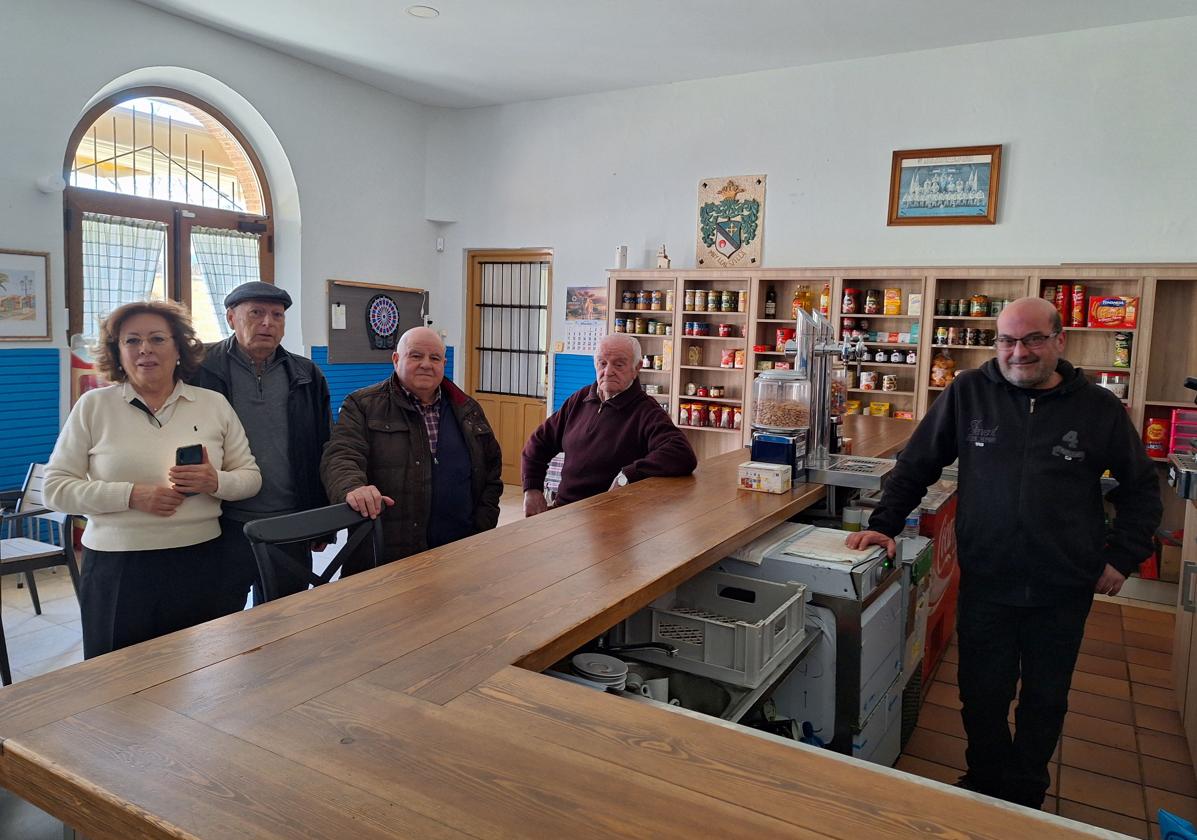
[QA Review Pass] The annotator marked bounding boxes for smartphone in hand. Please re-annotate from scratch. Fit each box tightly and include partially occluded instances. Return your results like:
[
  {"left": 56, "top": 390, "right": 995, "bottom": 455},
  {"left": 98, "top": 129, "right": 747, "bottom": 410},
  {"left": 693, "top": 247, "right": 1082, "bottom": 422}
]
[{"left": 175, "top": 444, "right": 204, "bottom": 496}]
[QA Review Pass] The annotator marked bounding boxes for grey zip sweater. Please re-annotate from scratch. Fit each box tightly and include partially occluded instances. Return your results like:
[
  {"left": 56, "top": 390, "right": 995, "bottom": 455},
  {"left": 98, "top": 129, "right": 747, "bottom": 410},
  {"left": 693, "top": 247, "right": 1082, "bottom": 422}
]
[{"left": 869, "top": 359, "right": 1161, "bottom": 605}]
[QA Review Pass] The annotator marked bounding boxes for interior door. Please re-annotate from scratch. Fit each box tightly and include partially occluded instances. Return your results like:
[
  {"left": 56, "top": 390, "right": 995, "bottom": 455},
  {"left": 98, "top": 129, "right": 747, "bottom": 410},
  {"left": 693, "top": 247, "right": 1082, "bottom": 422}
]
[{"left": 466, "top": 250, "right": 552, "bottom": 486}]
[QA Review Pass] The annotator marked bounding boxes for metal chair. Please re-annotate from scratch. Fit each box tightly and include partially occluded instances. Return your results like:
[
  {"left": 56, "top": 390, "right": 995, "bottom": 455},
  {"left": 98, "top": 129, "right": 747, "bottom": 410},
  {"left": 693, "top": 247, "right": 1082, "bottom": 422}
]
[
  {"left": 243, "top": 503, "right": 384, "bottom": 603},
  {"left": 0, "top": 464, "right": 83, "bottom": 685}
]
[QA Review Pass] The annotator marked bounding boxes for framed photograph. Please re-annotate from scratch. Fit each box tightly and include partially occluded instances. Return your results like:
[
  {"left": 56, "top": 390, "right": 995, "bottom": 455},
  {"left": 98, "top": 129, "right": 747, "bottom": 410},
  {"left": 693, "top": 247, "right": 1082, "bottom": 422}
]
[
  {"left": 0, "top": 249, "right": 51, "bottom": 341},
  {"left": 888, "top": 145, "right": 1002, "bottom": 226}
]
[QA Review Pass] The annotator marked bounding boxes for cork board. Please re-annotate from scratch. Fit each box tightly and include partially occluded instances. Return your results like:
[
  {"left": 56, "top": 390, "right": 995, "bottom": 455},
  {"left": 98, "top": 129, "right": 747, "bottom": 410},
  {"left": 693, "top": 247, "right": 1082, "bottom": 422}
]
[{"left": 326, "top": 279, "right": 428, "bottom": 364}]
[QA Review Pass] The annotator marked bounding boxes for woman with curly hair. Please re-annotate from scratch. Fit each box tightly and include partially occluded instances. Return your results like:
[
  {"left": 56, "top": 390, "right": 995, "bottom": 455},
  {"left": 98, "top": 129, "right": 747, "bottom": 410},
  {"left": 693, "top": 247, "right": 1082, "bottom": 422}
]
[{"left": 44, "top": 300, "right": 261, "bottom": 658}]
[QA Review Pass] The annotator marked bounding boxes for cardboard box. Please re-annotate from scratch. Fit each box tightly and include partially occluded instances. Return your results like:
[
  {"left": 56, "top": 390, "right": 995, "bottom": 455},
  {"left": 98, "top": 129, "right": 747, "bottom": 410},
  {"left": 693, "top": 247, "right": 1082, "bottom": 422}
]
[
  {"left": 1161, "top": 543, "right": 1182, "bottom": 583},
  {"left": 737, "top": 461, "right": 791, "bottom": 494}
]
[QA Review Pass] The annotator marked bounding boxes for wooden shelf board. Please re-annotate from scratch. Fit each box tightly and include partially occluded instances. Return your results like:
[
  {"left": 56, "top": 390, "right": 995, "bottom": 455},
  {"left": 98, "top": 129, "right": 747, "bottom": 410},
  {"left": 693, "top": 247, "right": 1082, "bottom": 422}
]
[
  {"left": 614, "top": 309, "right": 674, "bottom": 315},
  {"left": 932, "top": 344, "right": 994, "bottom": 350},
  {"left": 681, "top": 425, "right": 742, "bottom": 435},
  {"left": 680, "top": 335, "right": 747, "bottom": 342},
  {"left": 682, "top": 310, "right": 747, "bottom": 317},
  {"left": 851, "top": 361, "right": 919, "bottom": 369},
  {"left": 1146, "top": 400, "right": 1197, "bottom": 408},
  {"left": 680, "top": 365, "right": 745, "bottom": 372},
  {"left": 679, "top": 396, "right": 742, "bottom": 405},
  {"left": 1064, "top": 327, "right": 1137, "bottom": 333},
  {"left": 848, "top": 388, "right": 915, "bottom": 396},
  {"left": 933, "top": 316, "right": 997, "bottom": 322}
]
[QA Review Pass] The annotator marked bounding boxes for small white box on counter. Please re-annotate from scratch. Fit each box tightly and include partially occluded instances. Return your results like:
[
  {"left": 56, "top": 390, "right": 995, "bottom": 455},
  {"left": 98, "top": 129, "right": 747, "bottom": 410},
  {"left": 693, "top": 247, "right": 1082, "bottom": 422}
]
[{"left": 737, "top": 461, "right": 791, "bottom": 494}]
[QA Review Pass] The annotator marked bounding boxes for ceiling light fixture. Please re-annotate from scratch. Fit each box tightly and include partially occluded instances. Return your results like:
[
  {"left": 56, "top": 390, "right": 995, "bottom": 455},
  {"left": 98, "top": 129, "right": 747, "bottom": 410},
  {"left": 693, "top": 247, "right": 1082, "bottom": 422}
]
[{"left": 406, "top": 5, "right": 439, "bottom": 18}]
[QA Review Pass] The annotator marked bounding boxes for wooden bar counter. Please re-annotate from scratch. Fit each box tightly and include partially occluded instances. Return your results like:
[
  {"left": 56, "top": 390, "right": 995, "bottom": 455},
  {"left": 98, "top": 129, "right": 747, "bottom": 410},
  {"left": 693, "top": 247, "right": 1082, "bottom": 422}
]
[{"left": 0, "top": 416, "right": 1111, "bottom": 838}]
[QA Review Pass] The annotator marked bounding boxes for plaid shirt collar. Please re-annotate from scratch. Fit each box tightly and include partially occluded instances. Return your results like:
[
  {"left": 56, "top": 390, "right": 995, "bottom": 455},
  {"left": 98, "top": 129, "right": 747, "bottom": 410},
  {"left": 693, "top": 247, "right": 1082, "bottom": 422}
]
[{"left": 399, "top": 382, "right": 443, "bottom": 455}]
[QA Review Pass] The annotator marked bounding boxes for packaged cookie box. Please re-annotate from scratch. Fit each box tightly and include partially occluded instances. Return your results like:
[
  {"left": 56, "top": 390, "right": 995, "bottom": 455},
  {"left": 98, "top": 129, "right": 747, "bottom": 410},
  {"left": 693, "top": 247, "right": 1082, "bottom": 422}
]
[
  {"left": 868, "top": 401, "right": 892, "bottom": 417},
  {"left": 737, "top": 461, "right": 792, "bottom": 494},
  {"left": 1087, "top": 296, "right": 1138, "bottom": 329}
]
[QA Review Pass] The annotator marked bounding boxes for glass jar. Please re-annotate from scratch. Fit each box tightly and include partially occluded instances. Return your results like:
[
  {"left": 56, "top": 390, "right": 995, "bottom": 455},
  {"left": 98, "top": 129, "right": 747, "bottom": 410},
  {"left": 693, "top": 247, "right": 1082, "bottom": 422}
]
[
  {"left": 842, "top": 287, "right": 861, "bottom": 315},
  {"left": 751, "top": 373, "right": 812, "bottom": 431},
  {"left": 864, "top": 289, "right": 882, "bottom": 315},
  {"left": 707, "top": 291, "right": 720, "bottom": 312},
  {"left": 970, "top": 294, "right": 990, "bottom": 317}
]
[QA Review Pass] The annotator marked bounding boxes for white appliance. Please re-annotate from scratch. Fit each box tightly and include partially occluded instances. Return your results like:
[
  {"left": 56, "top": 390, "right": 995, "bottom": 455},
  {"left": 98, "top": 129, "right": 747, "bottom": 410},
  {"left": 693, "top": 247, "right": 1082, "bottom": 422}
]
[{"left": 719, "top": 524, "right": 904, "bottom": 758}]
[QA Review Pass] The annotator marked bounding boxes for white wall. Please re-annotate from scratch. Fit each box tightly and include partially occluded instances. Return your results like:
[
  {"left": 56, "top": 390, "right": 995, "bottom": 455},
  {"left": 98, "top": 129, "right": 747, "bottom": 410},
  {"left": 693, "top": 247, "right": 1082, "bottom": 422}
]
[
  {"left": 1, "top": 0, "right": 436, "bottom": 362},
  {"left": 426, "top": 16, "right": 1197, "bottom": 385}
]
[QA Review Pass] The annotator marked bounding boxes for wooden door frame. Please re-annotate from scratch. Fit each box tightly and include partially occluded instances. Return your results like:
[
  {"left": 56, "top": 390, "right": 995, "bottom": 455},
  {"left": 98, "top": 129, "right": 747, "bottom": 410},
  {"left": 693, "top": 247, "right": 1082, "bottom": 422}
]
[{"left": 463, "top": 248, "right": 553, "bottom": 401}]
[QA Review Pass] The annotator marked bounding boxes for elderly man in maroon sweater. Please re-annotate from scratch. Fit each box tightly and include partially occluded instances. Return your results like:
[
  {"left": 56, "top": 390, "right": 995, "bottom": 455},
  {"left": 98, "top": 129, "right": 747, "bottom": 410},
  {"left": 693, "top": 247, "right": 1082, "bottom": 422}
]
[{"left": 522, "top": 334, "right": 697, "bottom": 516}]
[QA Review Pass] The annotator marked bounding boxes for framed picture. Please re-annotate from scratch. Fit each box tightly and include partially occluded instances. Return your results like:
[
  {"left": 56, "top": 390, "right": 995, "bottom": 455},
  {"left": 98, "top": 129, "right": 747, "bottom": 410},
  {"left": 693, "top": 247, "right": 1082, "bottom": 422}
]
[
  {"left": 888, "top": 145, "right": 1002, "bottom": 226},
  {"left": 0, "top": 249, "right": 51, "bottom": 341},
  {"left": 564, "top": 286, "right": 607, "bottom": 321}
]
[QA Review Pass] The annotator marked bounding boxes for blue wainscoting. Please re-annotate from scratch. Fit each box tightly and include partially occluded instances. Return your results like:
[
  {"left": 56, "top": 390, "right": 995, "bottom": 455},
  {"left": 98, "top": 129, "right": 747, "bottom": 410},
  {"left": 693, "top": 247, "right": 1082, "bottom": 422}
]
[
  {"left": 312, "top": 346, "right": 454, "bottom": 419},
  {"left": 551, "top": 353, "right": 594, "bottom": 413},
  {"left": 0, "top": 349, "right": 60, "bottom": 489}
]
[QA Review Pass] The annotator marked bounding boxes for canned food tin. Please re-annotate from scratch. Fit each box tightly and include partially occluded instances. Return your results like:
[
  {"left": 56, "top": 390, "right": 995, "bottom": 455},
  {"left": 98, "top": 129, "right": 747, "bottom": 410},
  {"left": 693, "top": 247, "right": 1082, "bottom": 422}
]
[
  {"left": 860, "top": 371, "right": 878, "bottom": 391},
  {"left": 936, "top": 299, "right": 948, "bottom": 316},
  {"left": 958, "top": 299, "right": 971, "bottom": 317},
  {"left": 614, "top": 318, "right": 626, "bottom": 333},
  {"left": 882, "top": 374, "right": 898, "bottom": 392},
  {"left": 695, "top": 322, "right": 710, "bottom": 337}
]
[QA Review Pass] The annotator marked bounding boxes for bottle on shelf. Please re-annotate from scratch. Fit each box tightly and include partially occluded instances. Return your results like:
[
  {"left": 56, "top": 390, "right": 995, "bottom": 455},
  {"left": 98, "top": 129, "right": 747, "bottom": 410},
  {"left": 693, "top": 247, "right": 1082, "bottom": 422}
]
[
  {"left": 764, "top": 284, "right": 777, "bottom": 317},
  {"left": 819, "top": 283, "right": 830, "bottom": 317}
]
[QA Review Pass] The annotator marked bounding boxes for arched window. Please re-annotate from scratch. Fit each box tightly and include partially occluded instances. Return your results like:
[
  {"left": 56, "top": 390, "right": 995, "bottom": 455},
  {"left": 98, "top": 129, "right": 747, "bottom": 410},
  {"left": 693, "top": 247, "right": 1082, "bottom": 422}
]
[{"left": 63, "top": 87, "right": 274, "bottom": 341}]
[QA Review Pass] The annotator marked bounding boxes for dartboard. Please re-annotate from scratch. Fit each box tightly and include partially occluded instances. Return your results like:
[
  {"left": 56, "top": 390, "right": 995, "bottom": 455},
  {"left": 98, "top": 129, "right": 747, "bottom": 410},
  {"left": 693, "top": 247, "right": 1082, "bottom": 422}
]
[{"left": 366, "top": 294, "right": 401, "bottom": 350}]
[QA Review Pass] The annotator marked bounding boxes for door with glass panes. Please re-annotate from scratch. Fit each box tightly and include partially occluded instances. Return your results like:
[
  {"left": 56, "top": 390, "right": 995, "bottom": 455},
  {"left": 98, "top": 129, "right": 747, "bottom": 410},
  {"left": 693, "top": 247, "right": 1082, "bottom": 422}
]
[{"left": 466, "top": 250, "right": 552, "bottom": 486}]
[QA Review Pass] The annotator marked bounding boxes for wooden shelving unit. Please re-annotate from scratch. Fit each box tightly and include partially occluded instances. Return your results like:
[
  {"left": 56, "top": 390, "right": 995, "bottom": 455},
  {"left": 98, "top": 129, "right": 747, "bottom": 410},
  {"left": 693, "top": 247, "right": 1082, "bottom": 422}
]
[{"left": 609, "top": 264, "right": 1197, "bottom": 474}]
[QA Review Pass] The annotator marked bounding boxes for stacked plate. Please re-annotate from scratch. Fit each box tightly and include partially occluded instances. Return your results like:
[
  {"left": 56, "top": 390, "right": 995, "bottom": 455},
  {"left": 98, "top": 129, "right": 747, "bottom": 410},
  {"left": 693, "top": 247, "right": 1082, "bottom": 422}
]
[{"left": 571, "top": 653, "right": 628, "bottom": 691}]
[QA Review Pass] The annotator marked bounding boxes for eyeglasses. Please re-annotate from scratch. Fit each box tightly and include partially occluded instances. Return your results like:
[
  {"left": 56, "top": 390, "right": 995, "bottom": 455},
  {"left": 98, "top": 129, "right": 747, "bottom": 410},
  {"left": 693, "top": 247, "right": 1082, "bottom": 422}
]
[
  {"left": 994, "top": 332, "right": 1059, "bottom": 350},
  {"left": 121, "top": 335, "right": 173, "bottom": 349}
]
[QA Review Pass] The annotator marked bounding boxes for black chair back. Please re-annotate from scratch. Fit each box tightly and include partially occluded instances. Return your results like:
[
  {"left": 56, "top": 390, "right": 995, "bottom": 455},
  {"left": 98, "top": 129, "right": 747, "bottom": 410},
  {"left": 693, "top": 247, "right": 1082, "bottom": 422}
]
[{"left": 243, "top": 503, "right": 384, "bottom": 603}]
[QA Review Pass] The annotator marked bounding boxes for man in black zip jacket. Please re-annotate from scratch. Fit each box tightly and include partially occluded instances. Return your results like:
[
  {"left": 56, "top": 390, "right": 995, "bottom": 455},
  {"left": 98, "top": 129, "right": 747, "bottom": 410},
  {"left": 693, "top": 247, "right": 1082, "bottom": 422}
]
[{"left": 849, "top": 296, "right": 1160, "bottom": 809}]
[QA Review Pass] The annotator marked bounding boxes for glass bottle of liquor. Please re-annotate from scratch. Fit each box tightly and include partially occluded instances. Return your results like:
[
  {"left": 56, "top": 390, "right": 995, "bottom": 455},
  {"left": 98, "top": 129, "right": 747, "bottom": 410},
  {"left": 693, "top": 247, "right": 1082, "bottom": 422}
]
[{"left": 764, "top": 284, "right": 777, "bottom": 317}]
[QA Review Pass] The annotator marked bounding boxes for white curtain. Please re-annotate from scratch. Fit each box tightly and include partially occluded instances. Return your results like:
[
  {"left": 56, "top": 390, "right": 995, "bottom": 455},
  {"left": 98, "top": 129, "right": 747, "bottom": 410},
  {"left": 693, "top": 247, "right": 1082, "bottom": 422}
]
[
  {"left": 81, "top": 213, "right": 166, "bottom": 339},
  {"left": 191, "top": 226, "right": 261, "bottom": 338}
]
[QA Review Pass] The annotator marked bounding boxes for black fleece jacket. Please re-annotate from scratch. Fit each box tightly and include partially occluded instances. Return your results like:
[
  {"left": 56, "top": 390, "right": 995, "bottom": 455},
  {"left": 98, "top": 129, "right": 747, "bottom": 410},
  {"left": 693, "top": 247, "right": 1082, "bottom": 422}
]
[{"left": 869, "top": 359, "right": 1161, "bottom": 605}]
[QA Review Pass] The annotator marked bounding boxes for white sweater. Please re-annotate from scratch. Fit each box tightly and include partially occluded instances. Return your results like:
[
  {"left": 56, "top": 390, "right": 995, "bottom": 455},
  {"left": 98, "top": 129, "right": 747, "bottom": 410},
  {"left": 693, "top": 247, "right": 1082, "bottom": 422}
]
[{"left": 44, "top": 382, "right": 261, "bottom": 551}]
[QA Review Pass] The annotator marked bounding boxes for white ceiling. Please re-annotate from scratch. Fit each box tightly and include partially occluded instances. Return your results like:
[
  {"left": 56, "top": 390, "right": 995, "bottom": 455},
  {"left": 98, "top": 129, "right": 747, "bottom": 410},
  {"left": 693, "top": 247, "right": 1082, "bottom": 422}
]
[{"left": 134, "top": 0, "right": 1197, "bottom": 108}]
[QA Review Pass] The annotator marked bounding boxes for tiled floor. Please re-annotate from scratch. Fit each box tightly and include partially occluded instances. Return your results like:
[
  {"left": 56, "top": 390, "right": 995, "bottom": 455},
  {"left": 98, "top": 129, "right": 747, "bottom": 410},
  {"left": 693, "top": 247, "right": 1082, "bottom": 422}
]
[{"left": 896, "top": 600, "right": 1196, "bottom": 839}]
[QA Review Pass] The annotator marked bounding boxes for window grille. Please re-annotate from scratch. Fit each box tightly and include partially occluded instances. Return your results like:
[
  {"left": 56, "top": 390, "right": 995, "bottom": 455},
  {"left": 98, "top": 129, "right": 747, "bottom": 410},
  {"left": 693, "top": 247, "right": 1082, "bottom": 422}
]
[{"left": 476, "top": 262, "right": 548, "bottom": 398}]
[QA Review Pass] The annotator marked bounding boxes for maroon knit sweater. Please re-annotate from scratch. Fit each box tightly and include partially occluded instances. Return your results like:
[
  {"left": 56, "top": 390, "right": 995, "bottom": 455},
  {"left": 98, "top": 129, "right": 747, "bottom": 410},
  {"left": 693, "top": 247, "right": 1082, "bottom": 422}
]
[{"left": 522, "top": 381, "right": 698, "bottom": 506}]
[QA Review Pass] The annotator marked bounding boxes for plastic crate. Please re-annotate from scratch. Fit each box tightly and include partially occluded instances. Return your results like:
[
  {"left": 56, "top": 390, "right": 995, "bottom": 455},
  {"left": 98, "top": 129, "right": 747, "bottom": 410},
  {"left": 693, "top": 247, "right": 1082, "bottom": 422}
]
[{"left": 615, "top": 570, "right": 807, "bottom": 688}]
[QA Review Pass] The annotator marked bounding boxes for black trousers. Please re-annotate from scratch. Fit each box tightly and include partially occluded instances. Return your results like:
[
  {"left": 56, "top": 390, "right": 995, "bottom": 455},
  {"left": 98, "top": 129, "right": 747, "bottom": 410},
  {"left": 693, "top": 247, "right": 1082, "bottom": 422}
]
[
  {"left": 80, "top": 536, "right": 243, "bottom": 659},
  {"left": 955, "top": 587, "right": 1093, "bottom": 808},
  {"left": 216, "top": 516, "right": 312, "bottom": 606}
]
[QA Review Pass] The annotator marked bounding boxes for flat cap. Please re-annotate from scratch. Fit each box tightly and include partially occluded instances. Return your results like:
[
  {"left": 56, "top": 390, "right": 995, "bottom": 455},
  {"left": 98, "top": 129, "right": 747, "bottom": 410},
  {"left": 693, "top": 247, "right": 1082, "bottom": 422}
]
[{"left": 224, "top": 281, "right": 292, "bottom": 310}]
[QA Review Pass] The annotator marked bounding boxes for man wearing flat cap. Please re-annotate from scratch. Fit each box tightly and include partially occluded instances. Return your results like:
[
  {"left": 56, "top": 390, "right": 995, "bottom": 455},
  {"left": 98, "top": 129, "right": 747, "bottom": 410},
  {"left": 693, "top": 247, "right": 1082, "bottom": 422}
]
[{"left": 191, "top": 281, "right": 332, "bottom": 605}]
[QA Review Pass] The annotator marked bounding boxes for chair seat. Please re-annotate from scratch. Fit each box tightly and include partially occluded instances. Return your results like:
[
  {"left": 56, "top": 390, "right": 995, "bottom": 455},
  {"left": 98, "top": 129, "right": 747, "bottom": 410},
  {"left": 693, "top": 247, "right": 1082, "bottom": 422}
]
[{"left": 1, "top": 537, "right": 64, "bottom": 563}]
